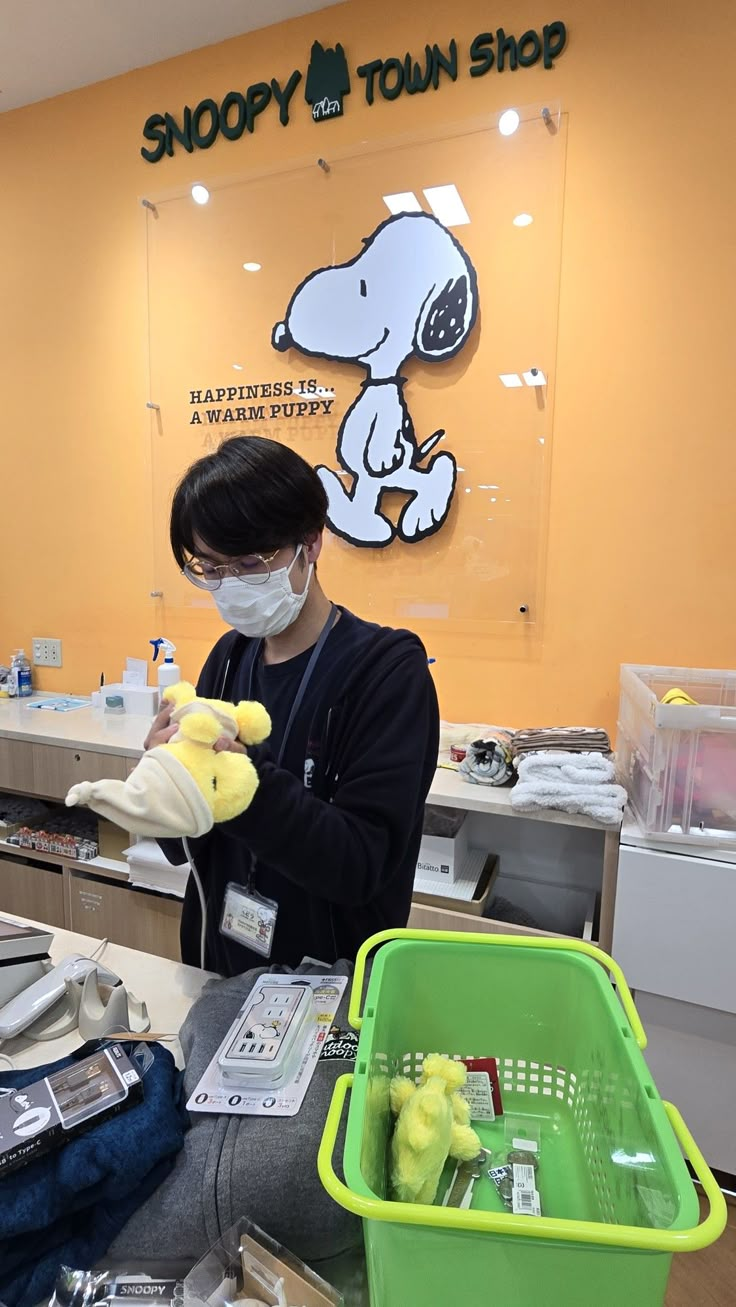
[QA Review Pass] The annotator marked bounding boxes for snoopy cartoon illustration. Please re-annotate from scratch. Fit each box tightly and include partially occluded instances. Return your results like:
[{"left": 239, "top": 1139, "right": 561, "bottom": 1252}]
[{"left": 272, "top": 211, "right": 478, "bottom": 547}]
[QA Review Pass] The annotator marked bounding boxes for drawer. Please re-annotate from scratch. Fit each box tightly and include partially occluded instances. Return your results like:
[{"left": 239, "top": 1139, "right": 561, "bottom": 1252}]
[
  {"left": 612, "top": 845, "right": 736, "bottom": 1013},
  {"left": 0, "top": 737, "right": 35, "bottom": 793},
  {"left": 0, "top": 855, "right": 65, "bottom": 928},
  {"left": 68, "top": 871, "right": 182, "bottom": 962},
  {"left": 31, "top": 744, "right": 128, "bottom": 800}
]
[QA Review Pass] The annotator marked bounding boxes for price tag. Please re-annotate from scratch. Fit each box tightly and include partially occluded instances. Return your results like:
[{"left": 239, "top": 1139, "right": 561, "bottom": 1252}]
[
  {"left": 460, "top": 1071, "right": 495, "bottom": 1121},
  {"left": 463, "top": 1057, "right": 503, "bottom": 1115},
  {"left": 512, "top": 1162, "right": 535, "bottom": 1188},
  {"left": 511, "top": 1160, "right": 541, "bottom": 1216}
]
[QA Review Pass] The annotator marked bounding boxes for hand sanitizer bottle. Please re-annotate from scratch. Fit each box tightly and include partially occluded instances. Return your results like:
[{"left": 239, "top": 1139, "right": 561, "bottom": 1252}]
[{"left": 150, "top": 638, "right": 180, "bottom": 690}]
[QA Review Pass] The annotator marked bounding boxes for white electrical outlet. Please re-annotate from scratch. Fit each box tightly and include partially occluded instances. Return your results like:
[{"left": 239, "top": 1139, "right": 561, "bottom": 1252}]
[{"left": 32, "top": 638, "right": 63, "bottom": 668}]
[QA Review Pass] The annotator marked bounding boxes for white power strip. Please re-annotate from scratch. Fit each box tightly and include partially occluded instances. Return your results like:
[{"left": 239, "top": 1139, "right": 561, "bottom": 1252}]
[{"left": 218, "top": 980, "right": 315, "bottom": 1090}]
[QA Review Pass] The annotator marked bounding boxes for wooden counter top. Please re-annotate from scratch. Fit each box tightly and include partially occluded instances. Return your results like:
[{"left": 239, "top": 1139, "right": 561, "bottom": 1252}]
[{"left": 0, "top": 698, "right": 148, "bottom": 758}]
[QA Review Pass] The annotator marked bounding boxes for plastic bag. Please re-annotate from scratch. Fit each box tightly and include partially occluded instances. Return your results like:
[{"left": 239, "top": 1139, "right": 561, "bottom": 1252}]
[{"left": 50, "top": 1263, "right": 191, "bottom": 1307}]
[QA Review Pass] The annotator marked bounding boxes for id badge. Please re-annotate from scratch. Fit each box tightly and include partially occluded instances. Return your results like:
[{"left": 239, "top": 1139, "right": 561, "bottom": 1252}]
[{"left": 220, "top": 881, "right": 278, "bottom": 958}]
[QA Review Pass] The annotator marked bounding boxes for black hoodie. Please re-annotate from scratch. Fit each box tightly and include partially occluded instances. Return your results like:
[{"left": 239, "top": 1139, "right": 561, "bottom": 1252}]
[{"left": 170, "top": 609, "right": 439, "bottom": 975}]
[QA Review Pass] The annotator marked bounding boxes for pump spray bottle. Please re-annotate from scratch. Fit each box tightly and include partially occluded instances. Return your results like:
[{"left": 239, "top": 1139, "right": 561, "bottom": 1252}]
[{"left": 149, "top": 638, "right": 180, "bottom": 690}]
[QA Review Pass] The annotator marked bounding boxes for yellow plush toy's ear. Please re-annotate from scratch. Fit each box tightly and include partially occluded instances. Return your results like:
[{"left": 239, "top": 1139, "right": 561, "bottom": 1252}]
[
  {"left": 234, "top": 701, "right": 272, "bottom": 747},
  {"left": 389, "top": 1076, "right": 417, "bottom": 1116},
  {"left": 163, "top": 681, "right": 197, "bottom": 709},
  {"left": 422, "top": 1054, "right": 467, "bottom": 1094}
]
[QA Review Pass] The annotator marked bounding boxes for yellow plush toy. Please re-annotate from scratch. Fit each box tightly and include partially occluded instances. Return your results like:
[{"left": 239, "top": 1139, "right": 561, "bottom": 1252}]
[
  {"left": 162, "top": 682, "right": 271, "bottom": 820},
  {"left": 66, "top": 682, "right": 271, "bottom": 838},
  {"left": 389, "top": 1054, "right": 481, "bottom": 1204}
]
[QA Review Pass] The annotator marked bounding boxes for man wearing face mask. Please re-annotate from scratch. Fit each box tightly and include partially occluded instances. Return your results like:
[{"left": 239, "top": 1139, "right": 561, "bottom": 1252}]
[{"left": 145, "top": 436, "right": 439, "bottom": 975}]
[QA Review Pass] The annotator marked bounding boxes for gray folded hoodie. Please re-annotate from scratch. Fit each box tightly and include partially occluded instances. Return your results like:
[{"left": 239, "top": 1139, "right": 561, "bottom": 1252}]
[{"left": 109, "top": 960, "right": 363, "bottom": 1269}]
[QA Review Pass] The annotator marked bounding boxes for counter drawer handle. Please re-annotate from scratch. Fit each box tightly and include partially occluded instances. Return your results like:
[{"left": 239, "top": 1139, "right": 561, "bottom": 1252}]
[{"left": 74, "top": 753, "right": 81, "bottom": 762}]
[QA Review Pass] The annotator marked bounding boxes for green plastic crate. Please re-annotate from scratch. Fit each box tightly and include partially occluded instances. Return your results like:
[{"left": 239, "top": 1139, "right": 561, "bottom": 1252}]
[{"left": 319, "top": 930, "right": 726, "bottom": 1307}]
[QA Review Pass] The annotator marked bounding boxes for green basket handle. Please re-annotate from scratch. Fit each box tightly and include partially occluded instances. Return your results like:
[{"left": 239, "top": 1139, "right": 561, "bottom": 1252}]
[
  {"left": 662, "top": 1101, "right": 728, "bottom": 1252},
  {"left": 318, "top": 1076, "right": 728, "bottom": 1252},
  {"left": 349, "top": 928, "right": 648, "bottom": 1049}
]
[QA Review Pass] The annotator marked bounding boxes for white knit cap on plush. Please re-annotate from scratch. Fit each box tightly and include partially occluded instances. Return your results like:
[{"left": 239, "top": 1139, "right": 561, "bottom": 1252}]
[
  {"left": 66, "top": 746, "right": 214, "bottom": 839},
  {"left": 170, "top": 697, "right": 238, "bottom": 742}
]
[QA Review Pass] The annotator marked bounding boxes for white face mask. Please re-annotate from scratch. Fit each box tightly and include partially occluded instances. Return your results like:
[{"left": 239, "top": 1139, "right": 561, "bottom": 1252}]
[{"left": 212, "top": 546, "right": 312, "bottom": 638}]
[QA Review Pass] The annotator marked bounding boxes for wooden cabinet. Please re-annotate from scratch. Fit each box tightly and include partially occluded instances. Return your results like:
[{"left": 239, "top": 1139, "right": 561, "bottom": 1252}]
[
  {"left": 0, "top": 737, "right": 35, "bottom": 793},
  {"left": 0, "top": 729, "right": 182, "bottom": 967},
  {"left": 0, "top": 855, "right": 65, "bottom": 928},
  {"left": 67, "top": 870, "right": 182, "bottom": 962},
  {"left": 408, "top": 900, "right": 552, "bottom": 936},
  {"left": 30, "top": 744, "right": 127, "bottom": 801}
]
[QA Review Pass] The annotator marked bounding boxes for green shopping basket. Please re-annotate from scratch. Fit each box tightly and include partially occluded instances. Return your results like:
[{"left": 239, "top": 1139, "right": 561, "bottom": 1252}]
[{"left": 318, "top": 930, "right": 726, "bottom": 1307}]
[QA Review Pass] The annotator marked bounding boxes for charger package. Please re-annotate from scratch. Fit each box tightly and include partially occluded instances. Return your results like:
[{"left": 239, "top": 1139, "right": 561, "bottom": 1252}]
[{"left": 0, "top": 1044, "right": 143, "bottom": 1177}]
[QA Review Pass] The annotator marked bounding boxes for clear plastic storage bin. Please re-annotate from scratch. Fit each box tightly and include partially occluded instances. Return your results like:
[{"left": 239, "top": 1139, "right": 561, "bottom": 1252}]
[{"left": 617, "top": 664, "right": 736, "bottom": 845}]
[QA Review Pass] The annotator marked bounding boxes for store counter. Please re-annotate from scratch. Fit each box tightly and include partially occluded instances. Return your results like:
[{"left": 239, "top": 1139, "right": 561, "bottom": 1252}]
[
  {"left": 0, "top": 696, "right": 148, "bottom": 758},
  {"left": 0, "top": 700, "right": 621, "bottom": 957},
  {"left": 1, "top": 913, "right": 214, "bottom": 1070}
]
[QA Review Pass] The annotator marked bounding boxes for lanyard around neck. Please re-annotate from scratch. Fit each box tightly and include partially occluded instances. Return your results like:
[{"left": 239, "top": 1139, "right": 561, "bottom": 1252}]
[{"left": 248, "top": 604, "right": 338, "bottom": 767}]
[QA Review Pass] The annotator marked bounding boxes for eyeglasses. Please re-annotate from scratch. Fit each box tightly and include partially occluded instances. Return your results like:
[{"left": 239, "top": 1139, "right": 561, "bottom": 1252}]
[{"left": 182, "top": 550, "right": 281, "bottom": 590}]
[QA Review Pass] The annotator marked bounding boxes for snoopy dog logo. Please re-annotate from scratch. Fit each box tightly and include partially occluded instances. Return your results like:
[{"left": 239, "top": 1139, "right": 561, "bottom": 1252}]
[
  {"left": 305, "top": 41, "right": 351, "bottom": 121},
  {"left": 272, "top": 211, "right": 479, "bottom": 547}
]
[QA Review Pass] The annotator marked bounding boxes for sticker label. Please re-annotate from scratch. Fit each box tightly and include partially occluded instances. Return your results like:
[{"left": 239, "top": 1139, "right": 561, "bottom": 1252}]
[
  {"left": 113, "top": 1285, "right": 180, "bottom": 1302},
  {"left": 319, "top": 1026, "right": 359, "bottom": 1062},
  {"left": 459, "top": 1070, "right": 495, "bottom": 1121},
  {"left": 489, "top": 1166, "right": 510, "bottom": 1183},
  {"left": 513, "top": 1163, "right": 537, "bottom": 1191},
  {"left": 512, "top": 1136, "right": 538, "bottom": 1153},
  {"left": 512, "top": 1186, "right": 542, "bottom": 1216}
]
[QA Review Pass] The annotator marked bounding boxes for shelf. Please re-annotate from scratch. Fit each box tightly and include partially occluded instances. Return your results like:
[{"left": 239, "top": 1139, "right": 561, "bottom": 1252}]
[
  {"left": 620, "top": 815, "right": 736, "bottom": 864},
  {"left": 429, "top": 767, "right": 620, "bottom": 833},
  {"left": 0, "top": 839, "right": 130, "bottom": 883}
]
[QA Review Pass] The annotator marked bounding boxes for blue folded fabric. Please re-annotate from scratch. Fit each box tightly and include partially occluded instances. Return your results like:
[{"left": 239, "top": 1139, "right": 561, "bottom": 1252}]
[{"left": 0, "top": 1043, "right": 188, "bottom": 1307}]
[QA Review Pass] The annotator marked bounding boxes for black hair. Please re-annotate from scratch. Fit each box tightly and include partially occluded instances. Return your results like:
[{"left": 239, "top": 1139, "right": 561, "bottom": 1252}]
[{"left": 170, "top": 436, "right": 328, "bottom": 568}]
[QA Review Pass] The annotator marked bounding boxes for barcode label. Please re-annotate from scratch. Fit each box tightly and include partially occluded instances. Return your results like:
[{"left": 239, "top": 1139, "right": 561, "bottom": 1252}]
[
  {"left": 513, "top": 1163, "right": 536, "bottom": 1190},
  {"left": 512, "top": 1186, "right": 541, "bottom": 1216}
]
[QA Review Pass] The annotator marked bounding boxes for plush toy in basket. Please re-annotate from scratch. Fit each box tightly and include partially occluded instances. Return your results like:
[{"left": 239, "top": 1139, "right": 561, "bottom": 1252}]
[
  {"left": 66, "top": 682, "right": 271, "bottom": 838},
  {"left": 389, "top": 1053, "right": 481, "bottom": 1204}
]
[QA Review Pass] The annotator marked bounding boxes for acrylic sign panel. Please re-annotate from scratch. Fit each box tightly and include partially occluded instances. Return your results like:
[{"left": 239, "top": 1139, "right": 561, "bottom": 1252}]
[{"left": 146, "top": 108, "right": 566, "bottom": 644}]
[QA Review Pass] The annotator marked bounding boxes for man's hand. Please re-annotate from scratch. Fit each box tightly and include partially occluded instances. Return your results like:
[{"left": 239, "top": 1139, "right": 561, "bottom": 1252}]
[
  {"left": 213, "top": 737, "right": 246, "bottom": 754},
  {"left": 144, "top": 701, "right": 178, "bottom": 751}
]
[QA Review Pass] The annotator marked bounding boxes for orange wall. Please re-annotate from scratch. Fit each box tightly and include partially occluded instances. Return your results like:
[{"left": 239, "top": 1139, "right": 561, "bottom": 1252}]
[{"left": 1, "top": 0, "right": 735, "bottom": 731}]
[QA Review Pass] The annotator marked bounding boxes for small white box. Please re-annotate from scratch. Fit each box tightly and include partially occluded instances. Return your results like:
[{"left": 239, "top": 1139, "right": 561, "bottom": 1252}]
[
  {"left": 122, "top": 685, "right": 160, "bottom": 716},
  {"left": 416, "top": 817, "right": 468, "bottom": 886}
]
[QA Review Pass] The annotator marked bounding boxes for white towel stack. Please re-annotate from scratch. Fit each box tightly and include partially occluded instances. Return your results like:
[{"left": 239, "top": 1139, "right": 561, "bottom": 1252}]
[
  {"left": 510, "top": 751, "right": 627, "bottom": 826},
  {"left": 123, "top": 840, "right": 190, "bottom": 898}
]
